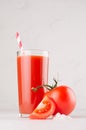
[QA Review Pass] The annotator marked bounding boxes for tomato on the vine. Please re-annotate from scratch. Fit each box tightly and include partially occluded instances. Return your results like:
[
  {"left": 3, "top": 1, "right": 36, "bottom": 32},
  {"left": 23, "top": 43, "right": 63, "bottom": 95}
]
[
  {"left": 45, "top": 85, "right": 76, "bottom": 115},
  {"left": 30, "top": 79, "right": 76, "bottom": 119}
]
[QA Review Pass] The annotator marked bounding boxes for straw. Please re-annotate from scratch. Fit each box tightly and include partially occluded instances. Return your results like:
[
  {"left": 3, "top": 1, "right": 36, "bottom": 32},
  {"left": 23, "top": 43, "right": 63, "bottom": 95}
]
[{"left": 16, "top": 32, "right": 23, "bottom": 51}]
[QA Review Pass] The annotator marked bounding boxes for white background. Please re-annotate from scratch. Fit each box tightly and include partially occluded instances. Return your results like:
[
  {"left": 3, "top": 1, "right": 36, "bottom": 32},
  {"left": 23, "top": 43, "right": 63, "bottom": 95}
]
[{"left": 0, "top": 0, "right": 86, "bottom": 116}]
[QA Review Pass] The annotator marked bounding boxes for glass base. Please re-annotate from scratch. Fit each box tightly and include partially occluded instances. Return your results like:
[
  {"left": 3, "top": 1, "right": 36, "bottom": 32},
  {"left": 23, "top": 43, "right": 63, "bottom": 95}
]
[{"left": 19, "top": 113, "right": 30, "bottom": 118}]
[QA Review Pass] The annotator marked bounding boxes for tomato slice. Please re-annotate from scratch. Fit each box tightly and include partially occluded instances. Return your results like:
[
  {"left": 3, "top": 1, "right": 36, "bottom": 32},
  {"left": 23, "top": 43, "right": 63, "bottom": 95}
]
[{"left": 29, "top": 96, "right": 55, "bottom": 119}]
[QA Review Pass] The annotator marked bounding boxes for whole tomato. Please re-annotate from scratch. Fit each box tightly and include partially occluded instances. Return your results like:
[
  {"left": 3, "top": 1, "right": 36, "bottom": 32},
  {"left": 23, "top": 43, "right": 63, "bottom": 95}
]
[{"left": 45, "top": 85, "right": 76, "bottom": 115}]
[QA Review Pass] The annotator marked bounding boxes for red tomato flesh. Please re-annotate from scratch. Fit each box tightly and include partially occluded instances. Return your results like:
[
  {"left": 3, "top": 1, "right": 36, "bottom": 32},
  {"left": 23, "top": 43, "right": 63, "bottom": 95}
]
[{"left": 29, "top": 96, "right": 55, "bottom": 119}]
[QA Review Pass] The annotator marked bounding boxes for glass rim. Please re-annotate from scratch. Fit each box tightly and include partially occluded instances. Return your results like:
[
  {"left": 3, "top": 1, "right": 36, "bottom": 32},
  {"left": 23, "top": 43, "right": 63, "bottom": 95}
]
[{"left": 17, "top": 49, "right": 49, "bottom": 57}]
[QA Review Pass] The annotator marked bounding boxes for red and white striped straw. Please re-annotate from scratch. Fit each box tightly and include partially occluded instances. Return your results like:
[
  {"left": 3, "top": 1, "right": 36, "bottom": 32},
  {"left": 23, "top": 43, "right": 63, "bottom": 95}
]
[{"left": 16, "top": 32, "right": 23, "bottom": 51}]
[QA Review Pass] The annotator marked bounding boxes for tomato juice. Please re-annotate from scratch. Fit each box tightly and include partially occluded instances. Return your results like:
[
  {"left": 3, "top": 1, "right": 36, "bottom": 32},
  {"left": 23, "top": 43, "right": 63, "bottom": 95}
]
[{"left": 17, "top": 51, "right": 49, "bottom": 115}]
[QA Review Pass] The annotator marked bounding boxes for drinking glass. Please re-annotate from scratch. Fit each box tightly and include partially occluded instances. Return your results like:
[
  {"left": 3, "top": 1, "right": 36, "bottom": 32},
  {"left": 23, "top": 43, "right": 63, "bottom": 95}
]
[{"left": 17, "top": 49, "right": 49, "bottom": 117}]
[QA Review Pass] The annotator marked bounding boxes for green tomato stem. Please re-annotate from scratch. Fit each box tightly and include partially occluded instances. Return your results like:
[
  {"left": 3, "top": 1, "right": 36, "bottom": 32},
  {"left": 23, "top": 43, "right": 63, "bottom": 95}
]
[{"left": 32, "top": 78, "right": 58, "bottom": 92}]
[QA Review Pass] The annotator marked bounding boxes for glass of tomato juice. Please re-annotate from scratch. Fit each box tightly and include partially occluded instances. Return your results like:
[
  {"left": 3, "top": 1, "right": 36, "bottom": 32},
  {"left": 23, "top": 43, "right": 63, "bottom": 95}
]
[{"left": 17, "top": 49, "right": 49, "bottom": 117}]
